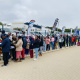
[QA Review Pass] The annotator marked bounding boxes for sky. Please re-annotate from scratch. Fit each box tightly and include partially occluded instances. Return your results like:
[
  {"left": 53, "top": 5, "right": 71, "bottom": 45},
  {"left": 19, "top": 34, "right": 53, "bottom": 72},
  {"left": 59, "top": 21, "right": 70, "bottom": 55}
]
[{"left": 0, "top": 0, "right": 80, "bottom": 29}]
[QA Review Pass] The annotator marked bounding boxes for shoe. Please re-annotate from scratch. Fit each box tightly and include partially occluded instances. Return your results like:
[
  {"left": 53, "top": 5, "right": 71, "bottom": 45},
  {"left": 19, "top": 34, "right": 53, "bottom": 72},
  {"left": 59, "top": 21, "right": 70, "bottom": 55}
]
[
  {"left": 34, "top": 58, "right": 37, "bottom": 61},
  {"left": 40, "top": 54, "right": 42, "bottom": 56},
  {"left": 1, "top": 65, "right": 7, "bottom": 67},
  {"left": 21, "top": 58, "right": 25, "bottom": 60},
  {"left": 39, "top": 54, "right": 42, "bottom": 56}
]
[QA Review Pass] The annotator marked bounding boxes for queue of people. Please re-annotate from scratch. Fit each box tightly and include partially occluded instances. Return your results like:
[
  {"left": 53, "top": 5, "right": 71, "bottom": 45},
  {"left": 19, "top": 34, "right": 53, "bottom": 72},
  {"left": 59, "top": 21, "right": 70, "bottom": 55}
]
[{"left": 0, "top": 30, "right": 79, "bottom": 67}]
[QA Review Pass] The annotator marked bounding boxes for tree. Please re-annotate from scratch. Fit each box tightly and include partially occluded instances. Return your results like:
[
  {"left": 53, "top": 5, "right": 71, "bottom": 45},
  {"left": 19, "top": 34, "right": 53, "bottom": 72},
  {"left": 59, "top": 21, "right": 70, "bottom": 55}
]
[
  {"left": 45, "top": 26, "right": 62, "bottom": 32},
  {"left": 65, "top": 29, "right": 71, "bottom": 32},
  {"left": 0, "top": 22, "right": 3, "bottom": 25}
]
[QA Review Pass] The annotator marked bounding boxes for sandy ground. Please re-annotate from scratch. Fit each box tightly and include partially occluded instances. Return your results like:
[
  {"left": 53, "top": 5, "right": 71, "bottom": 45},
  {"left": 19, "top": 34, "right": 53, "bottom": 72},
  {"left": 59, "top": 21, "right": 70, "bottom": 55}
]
[{"left": 0, "top": 46, "right": 80, "bottom": 80}]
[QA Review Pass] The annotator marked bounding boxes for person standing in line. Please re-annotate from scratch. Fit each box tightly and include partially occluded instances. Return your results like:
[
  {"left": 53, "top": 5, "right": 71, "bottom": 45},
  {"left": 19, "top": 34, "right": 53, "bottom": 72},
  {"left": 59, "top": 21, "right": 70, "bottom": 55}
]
[
  {"left": 22, "top": 36, "right": 27, "bottom": 60},
  {"left": 0, "top": 37, "right": 2, "bottom": 60},
  {"left": 0, "top": 34, "right": 10, "bottom": 67},
  {"left": 66, "top": 35, "right": 69, "bottom": 47},
  {"left": 63, "top": 35, "right": 66, "bottom": 47},
  {"left": 59, "top": 35, "right": 63, "bottom": 48},
  {"left": 54, "top": 35, "right": 58, "bottom": 49},
  {"left": 46, "top": 36, "right": 50, "bottom": 51},
  {"left": 15, "top": 36, "right": 23, "bottom": 62},
  {"left": 33, "top": 35, "right": 40, "bottom": 61},
  {"left": 39, "top": 36, "right": 43, "bottom": 56},
  {"left": 72, "top": 35, "right": 74, "bottom": 46},
  {"left": 29, "top": 37, "right": 34, "bottom": 58},
  {"left": 25, "top": 35, "right": 30, "bottom": 56},
  {"left": 11, "top": 35, "right": 18, "bottom": 61},
  {"left": 69, "top": 35, "right": 72, "bottom": 47},
  {"left": 51, "top": 35, "right": 55, "bottom": 50},
  {"left": 43, "top": 37, "right": 47, "bottom": 52}
]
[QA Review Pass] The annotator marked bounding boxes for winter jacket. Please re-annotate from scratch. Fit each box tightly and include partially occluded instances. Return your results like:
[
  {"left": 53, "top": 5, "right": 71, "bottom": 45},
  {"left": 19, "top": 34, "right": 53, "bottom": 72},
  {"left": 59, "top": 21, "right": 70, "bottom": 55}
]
[
  {"left": 15, "top": 39, "right": 23, "bottom": 51},
  {"left": 0, "top": 38, "right": 10, "bottom": 53},
  {"left": 22, "top": 37, "right": 27, "bottom": 49},
  {"left": 33, "top": 39, "right": 40, "bottom": 48},
  {"left": 29, "top": 37, "right": 34, "bottom": 49},
  {"left": 39, "top": 37, "right": 43, "bottom": 46}
]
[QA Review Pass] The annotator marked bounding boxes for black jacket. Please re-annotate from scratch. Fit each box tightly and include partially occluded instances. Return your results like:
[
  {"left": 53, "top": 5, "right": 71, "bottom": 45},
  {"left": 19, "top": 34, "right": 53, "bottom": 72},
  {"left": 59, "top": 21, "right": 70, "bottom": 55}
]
[
  {"left": 39, "top": 37, "right": 43, "bottom": 46},
  {"left": 33, "top": 39, "right": 40, "bottom": 48}
]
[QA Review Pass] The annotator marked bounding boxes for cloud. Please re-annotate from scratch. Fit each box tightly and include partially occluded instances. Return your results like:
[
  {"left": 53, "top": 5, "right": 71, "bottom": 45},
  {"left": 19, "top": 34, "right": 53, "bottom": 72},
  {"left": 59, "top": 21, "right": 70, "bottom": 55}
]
[{"left": 0, "top": 0, "right": 80, "bottom": 29}]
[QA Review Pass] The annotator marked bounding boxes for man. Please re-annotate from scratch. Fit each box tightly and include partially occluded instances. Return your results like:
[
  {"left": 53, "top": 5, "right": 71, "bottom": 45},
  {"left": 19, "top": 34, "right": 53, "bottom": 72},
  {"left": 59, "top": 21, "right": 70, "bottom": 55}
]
[
  {"left": 66, "top": 35, "right": 69, "bottom": 47},
  {"left": 0, "top": 34, "right": 10, "bottom": 67},
  {"left": 1, "top": 30, "right": 5, "bottom": 40},
  {"left": 8, "top": 32, "right": 12, "bottom": 41},
  {"left": 69, "top": 35, "right": 72, "bottom": 47},
  {"left": 63, "top": 35, "right": 66, "bottom": 47},
  {"left": 22, "top": 36, "right": 27, "bottom": 60}
]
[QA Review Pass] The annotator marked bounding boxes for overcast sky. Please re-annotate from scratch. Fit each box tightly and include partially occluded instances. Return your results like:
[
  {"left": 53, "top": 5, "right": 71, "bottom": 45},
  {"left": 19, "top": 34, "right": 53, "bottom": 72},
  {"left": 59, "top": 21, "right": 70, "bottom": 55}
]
[{"left": 0, "top": 0, "right": 80, "bottom": 29}]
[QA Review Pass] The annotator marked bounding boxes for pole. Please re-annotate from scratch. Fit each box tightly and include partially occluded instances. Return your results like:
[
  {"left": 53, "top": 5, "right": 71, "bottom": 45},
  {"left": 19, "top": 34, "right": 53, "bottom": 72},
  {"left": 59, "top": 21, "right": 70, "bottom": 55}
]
[{"left": 57, "top": 22, "right": 59, "bottom": 34}]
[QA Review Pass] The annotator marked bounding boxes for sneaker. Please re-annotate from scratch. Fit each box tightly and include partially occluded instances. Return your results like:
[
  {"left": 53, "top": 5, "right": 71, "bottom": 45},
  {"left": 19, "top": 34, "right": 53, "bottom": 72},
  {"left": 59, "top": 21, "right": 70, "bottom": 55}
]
[
  {"left": 34, "top": 58, "right": 37, "bottom": 61},
  {"left": 21, "top": 58, "right": 25, "bottom": 60},
  {"left": 1, "top": 65, "right": 7, "bottom": 67}
]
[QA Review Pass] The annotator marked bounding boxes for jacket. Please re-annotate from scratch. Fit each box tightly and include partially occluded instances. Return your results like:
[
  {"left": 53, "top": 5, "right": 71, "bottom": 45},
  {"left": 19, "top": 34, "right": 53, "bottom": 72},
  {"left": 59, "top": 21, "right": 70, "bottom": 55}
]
[
  {"left": 22, "top": 37, "right": 27, "bottom": 49},
  {"left": 0, "top": 38, "right": 10, "bottom": 52},
  {"left": 69, "top": 37, "right": 72, "bottom": 42},
  {"left": 33, "top": 39, "right": 40, "bottom": 48},
  {"left": 39, "top": 37, "right": 43, "bottom": 46},
  {"left": 29, "top": 37, "right": 34, "bottom": 49},
  {"left": 15, "top": 39, "right": 23, "bottom": 51}
]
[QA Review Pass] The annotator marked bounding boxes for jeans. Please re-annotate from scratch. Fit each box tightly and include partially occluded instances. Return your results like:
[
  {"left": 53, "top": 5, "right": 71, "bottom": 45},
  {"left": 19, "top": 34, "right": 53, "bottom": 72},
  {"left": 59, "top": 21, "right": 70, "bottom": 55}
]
[
  {"left": 40, "top": 46, "right": 43, "bottom": 54},
  {"left": 34, "top": 48, "right": 39, "bottom": 59},
  {"left": 43, "top": 42, "right": 46, "bottom": 51},
  {"left": 69, "top": 42, "right": 71, "bottom": 46},
  {"left": 73, "top": 42, "right": 75, "bottom": 45},
  {"left": 66, "top": 42, "right": 68, "bottom": 47},
  {"left": 51, "top": 41, "right": 54, "bottom": 50}
]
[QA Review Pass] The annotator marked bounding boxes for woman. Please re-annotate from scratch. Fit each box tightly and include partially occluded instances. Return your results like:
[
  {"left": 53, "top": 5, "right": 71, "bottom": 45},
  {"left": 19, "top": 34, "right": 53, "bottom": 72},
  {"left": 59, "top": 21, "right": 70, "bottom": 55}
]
[
  {"left": 39, "top": 36, "right": 43, "bottom": 56},
  {"left": 29, "top": 37, "right": 34, "bottom": 58},
  {"left": 43, "top": 37, "right": 47, "bottom": 52},
  {"left": 59, "top": 35, "right": 63, "bottom": 48},
  {"left": 51, "top": 36, "right": 55, "bottom": 50},
  {"left": 46, "top": 36, "right": 50, "bottom": 51},
  {"left": 25, "top": 35, "right": 30, "bottom": 56},
  {"left": 11, "top": 35, "right": 18, "bottom": 61},
  {"left": 33, "top": 35, "right": 40, "bottom": 61},
  {"left": 15, "top": 36, "right": 23, "bottom": 62},
  {"left": 55, "top": 35, "right": 58, "bottom": 49}
]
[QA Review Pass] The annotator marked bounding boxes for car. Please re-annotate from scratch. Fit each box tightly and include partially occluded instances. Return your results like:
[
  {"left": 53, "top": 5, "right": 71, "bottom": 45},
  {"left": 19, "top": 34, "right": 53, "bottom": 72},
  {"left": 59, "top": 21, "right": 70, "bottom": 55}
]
[{"left": 3, "top": 28, "right": 16, "bottom": 35}]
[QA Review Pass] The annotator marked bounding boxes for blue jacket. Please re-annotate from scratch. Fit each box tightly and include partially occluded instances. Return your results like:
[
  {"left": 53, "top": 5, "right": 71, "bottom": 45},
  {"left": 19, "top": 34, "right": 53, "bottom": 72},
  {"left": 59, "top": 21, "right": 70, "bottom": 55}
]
[
  {"left": 30, "top": 37, "right": 34, "bottom": 49},
  {"left": 22, "top": 37, "right": 27, "bottom": 49},
  {"left": 0, "top": 38, "right": 10, "bottom": 53}
]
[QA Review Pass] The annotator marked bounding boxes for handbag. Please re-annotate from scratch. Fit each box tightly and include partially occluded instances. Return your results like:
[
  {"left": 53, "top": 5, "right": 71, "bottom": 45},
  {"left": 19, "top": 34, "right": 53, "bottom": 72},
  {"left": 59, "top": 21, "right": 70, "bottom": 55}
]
[{"left": 26, "top": 43, "right": 30, "bottom": 49}]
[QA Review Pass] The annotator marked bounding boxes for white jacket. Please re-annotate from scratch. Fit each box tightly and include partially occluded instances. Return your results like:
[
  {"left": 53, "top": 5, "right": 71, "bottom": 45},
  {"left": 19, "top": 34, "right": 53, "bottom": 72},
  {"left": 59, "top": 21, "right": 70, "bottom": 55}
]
[{"left": 15, "top": 39, "right": 23, "bottom": 51}]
